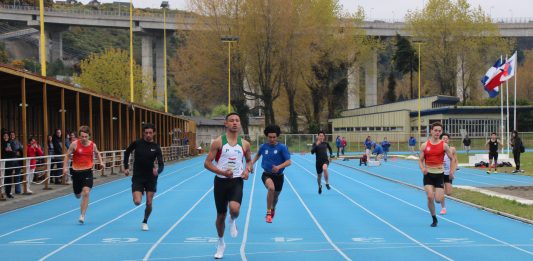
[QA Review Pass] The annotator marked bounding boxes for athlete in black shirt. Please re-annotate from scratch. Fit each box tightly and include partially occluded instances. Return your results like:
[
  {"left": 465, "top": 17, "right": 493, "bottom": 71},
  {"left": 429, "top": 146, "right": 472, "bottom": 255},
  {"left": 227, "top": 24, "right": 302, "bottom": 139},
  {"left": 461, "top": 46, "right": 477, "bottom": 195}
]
[
  {"left": 311, "top": 131, "right": 333, "bottom": 194},
  {"left": 485, "top": 132, "right": 502, "bottom": 174},
  {"left": 124, "top": 123, "right": 164, "bottom": 231}
]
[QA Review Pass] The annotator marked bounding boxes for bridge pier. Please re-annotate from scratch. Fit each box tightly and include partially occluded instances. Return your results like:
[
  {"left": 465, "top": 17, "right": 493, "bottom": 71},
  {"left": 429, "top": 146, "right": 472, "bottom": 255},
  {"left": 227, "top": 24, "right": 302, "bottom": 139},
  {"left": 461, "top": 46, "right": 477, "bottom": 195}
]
[
  {"left": 141, "top": 34, "right": 154, "bottom": 95},
  {"left": 155, "top": 35, "right": 165, "bottom": 102},
  {"left": 364, "top": 50, "right": 378, "bottom": 107},
  {"left": 347, "top": 63, "right": 360, "bottom": 109},
  {"left": 140, "top": 32, "right": 165, "bottom": 103},
  {"left": 38, "top": 25, "right": 67, "bottom": 64}
]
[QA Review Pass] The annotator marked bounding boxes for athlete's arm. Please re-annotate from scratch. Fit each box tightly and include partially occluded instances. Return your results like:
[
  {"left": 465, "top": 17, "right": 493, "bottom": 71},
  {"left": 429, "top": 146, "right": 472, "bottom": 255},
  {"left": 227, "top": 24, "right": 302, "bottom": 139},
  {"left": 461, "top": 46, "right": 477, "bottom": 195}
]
[
  {"left": 241, "top": 140, "right": 252, "bottom": 180},
  {"left": 444, "top": 143, "right": 455, "bottom": 177},
  {"left": 62, "top": 142, "right": 76, "bottom": 176},
  {"left": 93, "top": 143, "right": 105, "bottom": 171},
  {"left": 326, "top": 142, "right": 333, "bottom": 157},
  {"left": 204, "top": 137, "right": 232, "bottom": 178},
  {"left": 311, "top": 143, "right": 317, "bottom": 154},
  {"left": 155, "top": 146, "right": 164, "bottom": 175},
  {"left": 418, "top": 142, "right": 427, "bottom": 175},
  {"left": 250, "top": 148, "right": 262, "bottom": 173},
  {"left": 123, "top": 140, "right": 136, "bottom": 176}
]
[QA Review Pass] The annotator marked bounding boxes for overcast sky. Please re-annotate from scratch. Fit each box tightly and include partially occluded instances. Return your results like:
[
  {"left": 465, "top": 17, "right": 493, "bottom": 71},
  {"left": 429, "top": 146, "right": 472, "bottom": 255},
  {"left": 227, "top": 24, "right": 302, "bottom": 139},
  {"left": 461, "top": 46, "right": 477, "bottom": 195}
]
[{"left": 81, "top": 0, "right": 532, "bottom": 20}]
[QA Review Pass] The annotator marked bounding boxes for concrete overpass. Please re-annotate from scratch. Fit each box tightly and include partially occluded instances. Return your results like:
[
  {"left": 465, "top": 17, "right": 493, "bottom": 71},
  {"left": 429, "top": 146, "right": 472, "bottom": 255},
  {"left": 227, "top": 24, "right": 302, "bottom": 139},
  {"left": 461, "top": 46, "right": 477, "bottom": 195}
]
[{"left": 2, "top": 4, "right": 533, "bottom": 107}]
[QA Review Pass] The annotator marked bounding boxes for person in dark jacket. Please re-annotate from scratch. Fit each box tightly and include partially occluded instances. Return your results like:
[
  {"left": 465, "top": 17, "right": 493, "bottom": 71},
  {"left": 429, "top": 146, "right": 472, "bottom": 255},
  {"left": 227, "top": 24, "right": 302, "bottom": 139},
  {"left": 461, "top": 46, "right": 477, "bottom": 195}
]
[
  {"left": 510, "top": 130, "right": 524, "bottom": 173},
  {"left": 462, "top": 135, "right": 472, "bottom": 156},
  {"left": 9, "top": 131, "right": 24, "bottom": 194},
  {"left": 51, "top": 129, "right": 64, "bottom": 184},
  {"left": 2, "top": 132, "right": 16, "bottom": 198}
]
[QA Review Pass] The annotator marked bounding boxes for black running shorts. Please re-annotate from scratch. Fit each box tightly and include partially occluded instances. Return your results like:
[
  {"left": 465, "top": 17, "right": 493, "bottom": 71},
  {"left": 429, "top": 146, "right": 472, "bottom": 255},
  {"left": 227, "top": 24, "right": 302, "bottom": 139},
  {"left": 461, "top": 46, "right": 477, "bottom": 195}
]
[
  {"left": 132, "top": 175, "right": 158, "bottom": 193},
  {"left": 443, "top": 175, "right": 453, "bottom": 184},
  {"left": 261, "top": 172, "right": 284, "bottom": 192},
  {"left": 71, "top": 169, "right": 93, "bottom": 195},
  {"left": 489, "top": 152, "right": 498, "bottom": 163},
  {"left": 316, "top": 161, "right": 329, "bottom": 175},
  {"left": 214, "top": 176, "right": 243, "bottom": 214},
  {"left": 423, "top": 173, "right": 444, "bottom": 188}
]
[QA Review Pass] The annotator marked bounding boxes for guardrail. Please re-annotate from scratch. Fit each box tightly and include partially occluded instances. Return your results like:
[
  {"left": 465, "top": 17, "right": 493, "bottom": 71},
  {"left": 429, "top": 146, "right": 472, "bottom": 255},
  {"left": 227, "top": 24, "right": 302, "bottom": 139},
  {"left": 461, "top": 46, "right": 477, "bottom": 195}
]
[
  {"left": 0, "top": 4, "right": 195, "bottom": 19},
  {"left": 0, "top": 145, "right": 190, "bottom": 201}
]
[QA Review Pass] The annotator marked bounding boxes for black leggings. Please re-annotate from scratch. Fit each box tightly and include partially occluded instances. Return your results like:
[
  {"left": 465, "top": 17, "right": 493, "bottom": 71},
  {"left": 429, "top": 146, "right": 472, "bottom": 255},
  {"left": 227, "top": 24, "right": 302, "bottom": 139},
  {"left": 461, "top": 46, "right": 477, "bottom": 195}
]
[{"left": 513, "top": 150, "right": 521, "bottom": 170}]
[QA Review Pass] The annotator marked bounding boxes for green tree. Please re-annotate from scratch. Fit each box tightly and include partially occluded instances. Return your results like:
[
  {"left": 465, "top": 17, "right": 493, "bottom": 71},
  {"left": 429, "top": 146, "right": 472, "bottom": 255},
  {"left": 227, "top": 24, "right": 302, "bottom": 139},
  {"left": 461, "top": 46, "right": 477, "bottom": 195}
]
[
  {"left": 406, "top": 0, "right": 508, "bottom": 98},
  {"left": 393, "top": 34, "right": 418, "bottom": 99},
  {"left": 73, "top": 48, "right": 154, "bottom": 106}
]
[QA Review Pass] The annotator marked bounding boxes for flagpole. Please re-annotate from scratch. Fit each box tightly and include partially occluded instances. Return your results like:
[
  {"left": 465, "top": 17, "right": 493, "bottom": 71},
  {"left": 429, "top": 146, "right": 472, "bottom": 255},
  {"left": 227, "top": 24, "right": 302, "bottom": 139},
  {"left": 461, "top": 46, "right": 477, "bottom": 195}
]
[
  {"left": 514, "top": 55, "right": 517, "bottom": 131},
  {"left": 506, "top": 64, "right": 510, "bottom": 156},
  {"left": 500, "top": 56, "right": 504, "bottom": 155}
]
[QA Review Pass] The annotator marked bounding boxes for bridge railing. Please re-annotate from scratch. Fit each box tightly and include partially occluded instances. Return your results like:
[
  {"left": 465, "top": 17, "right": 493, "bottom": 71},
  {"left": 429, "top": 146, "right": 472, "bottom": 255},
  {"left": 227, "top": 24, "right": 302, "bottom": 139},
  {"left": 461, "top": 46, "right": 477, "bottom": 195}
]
[{"left": 0, "top": 4, "right": 196, "bottom": 19}]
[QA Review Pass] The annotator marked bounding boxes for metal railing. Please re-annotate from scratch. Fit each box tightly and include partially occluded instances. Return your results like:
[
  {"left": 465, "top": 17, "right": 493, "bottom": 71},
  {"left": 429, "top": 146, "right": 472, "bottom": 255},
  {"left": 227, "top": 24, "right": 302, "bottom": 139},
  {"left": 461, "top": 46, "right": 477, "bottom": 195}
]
[
  {"left": 0, "top": 145, "right": 190, "bottom": 200},
  {"left": 196, "top": 132, "right": 533, "bottom": 155},
  {"left": 0, "top": 4, "right": 195, "bottom": 19}
]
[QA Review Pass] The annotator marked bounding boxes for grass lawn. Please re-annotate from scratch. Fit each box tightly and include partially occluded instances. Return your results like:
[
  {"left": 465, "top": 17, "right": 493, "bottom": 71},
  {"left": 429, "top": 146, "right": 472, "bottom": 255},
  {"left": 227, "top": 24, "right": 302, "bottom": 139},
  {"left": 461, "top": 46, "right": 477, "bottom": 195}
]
[
  {"left": 452, "top": 188, "right": 533, "bottom": 221},
  {"left": 456, "top": 152, "right": 533, "bottom": 177}
]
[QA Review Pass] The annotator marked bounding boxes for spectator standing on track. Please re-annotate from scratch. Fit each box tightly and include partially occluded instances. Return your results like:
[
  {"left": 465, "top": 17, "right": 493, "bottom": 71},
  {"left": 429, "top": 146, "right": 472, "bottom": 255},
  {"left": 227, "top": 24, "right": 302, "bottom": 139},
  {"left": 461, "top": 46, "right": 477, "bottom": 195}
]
[
  {"left": 9, "top": 131, "right": 23, "bottom": 194},
  {"left": 251, "top": 125, "right": 291, "bottom": 223},
  {"left": 418, "top": 122, "right": 455, "bottom": 227},
  {"left": 381, "top": 137, "right": 391, "bottom": 162},
  {"left": 439, "top": 133, "right": 457, "bottom": 215},
  {"left": 63, "top": 126, "right": 104, "bottom": 224},
  {"left": 462, "top": 134, "right": 471, "bottom": 156},
  {"left": 204, "top": 113, "right": 252, "bottom": 259},
  {"left": 312, "top": 131, "right": 333, "bottom": 195},
  {"left": 26, "top": 137, "right": 44, "bottom": 194},
  {"left": 341, "top": 137, "right": 347, "bottom": 156},
  {"left": 409, "top": 136, "right": 417, "bottom": 155},
  {"left": 335, "top": 136, "right": 341, "bottom": 158},
  {"left": 124, "top": 123, "right": 165, "bottom": 231},
  {"left": 485, "top": 132, "right": 503, "bottom": 174},
  {"left": 510, "top": 130, "right": 525, "bottom": 173}
]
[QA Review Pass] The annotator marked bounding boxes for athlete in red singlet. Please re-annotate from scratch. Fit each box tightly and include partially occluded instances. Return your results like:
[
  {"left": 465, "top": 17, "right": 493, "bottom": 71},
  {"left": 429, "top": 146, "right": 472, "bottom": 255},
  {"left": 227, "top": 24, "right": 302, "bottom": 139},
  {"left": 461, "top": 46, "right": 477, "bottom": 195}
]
[
  {"left": 418, "top": 122, "right": 455, "bottom": 227},
  {"left": 63, "top": 126, "right": 104, "bottom": 224}
]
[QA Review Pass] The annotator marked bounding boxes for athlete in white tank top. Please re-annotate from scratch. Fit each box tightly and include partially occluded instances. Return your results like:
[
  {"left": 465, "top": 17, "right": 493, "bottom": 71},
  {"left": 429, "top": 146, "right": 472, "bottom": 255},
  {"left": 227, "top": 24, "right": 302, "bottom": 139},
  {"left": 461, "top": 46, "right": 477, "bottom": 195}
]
[
  {"left": 443, "top": 154, "right": 451, "bottom": 176},
  {"left": 215, "top": 134, "right": 245, "bottom": 179}
]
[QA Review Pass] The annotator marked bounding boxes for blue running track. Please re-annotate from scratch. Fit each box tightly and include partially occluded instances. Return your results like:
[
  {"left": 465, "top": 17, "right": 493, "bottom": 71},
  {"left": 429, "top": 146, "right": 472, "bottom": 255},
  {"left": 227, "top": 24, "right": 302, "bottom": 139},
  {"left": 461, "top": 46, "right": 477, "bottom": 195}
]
[{"left": 0, "top": 155, "right": 532, "bottom": 260}]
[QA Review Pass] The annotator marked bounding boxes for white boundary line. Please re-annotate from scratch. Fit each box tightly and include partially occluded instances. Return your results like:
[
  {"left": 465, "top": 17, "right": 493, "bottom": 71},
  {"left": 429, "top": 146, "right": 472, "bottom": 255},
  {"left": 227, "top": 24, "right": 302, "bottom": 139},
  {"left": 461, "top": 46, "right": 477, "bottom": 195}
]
[
  {"left": 142, "top": 186, "right": 213, "bottom": 261},
  {"left": 284, "top": 175, "right": 352, "bottom": 261},
  {"left": 0, "top": 160, "right": 201, "bottom": 239},
  {"left": 292, "top": 160, "right": 453, "bottom": 261},
  {"left": 240, "top": 161, "right": 259, "bottom": 261},
  {"left": 322, "top": 158, "right": 533, "bottom": 256},
  {"left": 38, "top": 170, "right": 207, "bottom": 261}
]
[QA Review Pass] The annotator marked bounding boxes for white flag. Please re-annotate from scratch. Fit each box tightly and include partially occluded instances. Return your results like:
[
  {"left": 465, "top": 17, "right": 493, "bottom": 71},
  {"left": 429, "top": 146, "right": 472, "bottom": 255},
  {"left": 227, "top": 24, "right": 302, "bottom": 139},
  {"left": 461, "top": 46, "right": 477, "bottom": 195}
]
[{"left": 500, "top": 51, "right": 517, "bottom": 82}]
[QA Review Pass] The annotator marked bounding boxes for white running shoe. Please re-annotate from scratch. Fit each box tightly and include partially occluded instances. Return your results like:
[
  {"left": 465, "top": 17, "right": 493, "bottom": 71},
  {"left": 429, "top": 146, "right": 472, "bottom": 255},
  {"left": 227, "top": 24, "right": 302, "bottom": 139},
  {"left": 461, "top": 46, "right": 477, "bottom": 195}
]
[
  {"left": 214, "top": 238, "right": 225, "bottom": 259},
  {"left": 229, "top": 218, "right": 238, "bottom": 238},
  {"left": 141, "top": 223, "right": 149, "bottom": 231},
  {"left": 78, "top": 215, "right": 85, "bottom": 224}
]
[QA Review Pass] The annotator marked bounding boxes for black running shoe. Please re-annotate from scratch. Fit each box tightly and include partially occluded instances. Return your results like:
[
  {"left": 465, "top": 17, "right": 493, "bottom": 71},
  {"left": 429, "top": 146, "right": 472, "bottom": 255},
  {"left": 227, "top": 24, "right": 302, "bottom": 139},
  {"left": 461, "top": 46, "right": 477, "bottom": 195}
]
[
  {"left": 318, "top": 185, "right": 322, "bottom": 194},
  {"left": 326, "top": 184, "right": 331, "bottom": 190}
]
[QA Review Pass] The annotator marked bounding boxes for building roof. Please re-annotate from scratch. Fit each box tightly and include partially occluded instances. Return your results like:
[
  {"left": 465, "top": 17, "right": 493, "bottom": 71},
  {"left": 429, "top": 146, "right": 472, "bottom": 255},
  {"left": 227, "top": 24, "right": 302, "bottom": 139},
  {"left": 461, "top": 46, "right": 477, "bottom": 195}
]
[{"left": 410, "top": 105, "right": 533, "bottom": 117}]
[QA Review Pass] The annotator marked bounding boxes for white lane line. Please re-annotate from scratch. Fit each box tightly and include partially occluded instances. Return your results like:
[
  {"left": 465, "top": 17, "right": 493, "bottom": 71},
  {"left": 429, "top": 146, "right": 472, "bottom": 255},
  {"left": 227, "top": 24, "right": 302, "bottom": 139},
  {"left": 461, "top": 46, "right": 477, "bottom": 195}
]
[
  {"left": 0, "top": 161, "right": 201, "bottom": 239},
  {"left": 240, "top": 161, "right": 260, "bottom": 261},
  {"left": 38, "top": 170, "right": 206, "bottom": 261},
  {"left": 292, "top": 159, "right": 453, "bottom": 261},
  {"left": 143, "top": 186, "right": 213, "bottom": 261},
  {"left": 322, "top": 159, "right": 533, "bottom": 256},
  {"left": 284, "top": 175, "right": 352, "bottom": 261}
]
